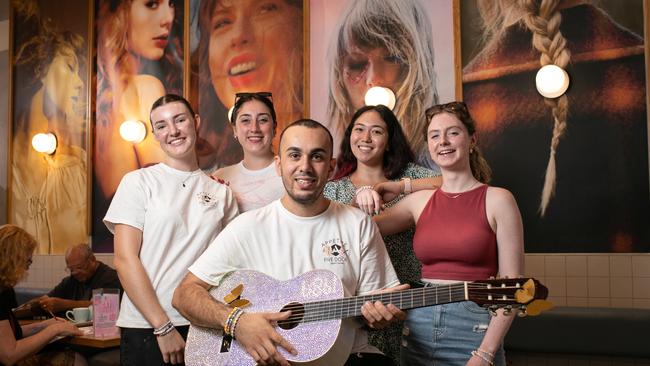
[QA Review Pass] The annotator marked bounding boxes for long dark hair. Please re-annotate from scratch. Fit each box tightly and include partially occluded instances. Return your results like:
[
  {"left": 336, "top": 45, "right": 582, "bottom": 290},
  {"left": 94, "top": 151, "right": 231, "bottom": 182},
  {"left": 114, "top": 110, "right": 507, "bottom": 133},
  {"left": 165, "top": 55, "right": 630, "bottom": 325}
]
[{"left": 333, "top": 105, "right": 414, "bottom": 180}]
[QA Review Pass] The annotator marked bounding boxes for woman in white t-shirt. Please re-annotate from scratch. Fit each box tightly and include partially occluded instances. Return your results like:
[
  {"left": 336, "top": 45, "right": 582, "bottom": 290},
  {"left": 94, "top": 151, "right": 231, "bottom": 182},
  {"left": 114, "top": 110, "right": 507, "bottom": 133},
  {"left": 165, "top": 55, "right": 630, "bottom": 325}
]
[
  {"left": 104, "top": 94, "right": 238, "bottom": 365},
  {"left": 212, "top": 92, "right": 284, "bottom": 212}
]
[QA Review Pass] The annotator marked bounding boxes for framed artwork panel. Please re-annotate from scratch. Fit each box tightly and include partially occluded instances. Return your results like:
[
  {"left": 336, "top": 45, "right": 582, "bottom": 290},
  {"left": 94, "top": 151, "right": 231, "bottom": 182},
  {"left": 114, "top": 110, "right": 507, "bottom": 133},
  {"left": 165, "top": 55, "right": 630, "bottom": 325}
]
[
  {"left": 460, "top": 0, "right": 650, "bottom": 252},
  {"left": 8, "top": 0, "right": 92, "bottom": 254}
]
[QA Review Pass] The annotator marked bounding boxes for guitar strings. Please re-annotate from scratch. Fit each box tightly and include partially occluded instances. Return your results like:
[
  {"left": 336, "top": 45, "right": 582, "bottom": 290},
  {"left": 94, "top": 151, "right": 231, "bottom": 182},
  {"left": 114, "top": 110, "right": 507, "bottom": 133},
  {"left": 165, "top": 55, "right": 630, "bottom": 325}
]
[{"left": 275, "top": 285, "right": 526, "bottom": 323}]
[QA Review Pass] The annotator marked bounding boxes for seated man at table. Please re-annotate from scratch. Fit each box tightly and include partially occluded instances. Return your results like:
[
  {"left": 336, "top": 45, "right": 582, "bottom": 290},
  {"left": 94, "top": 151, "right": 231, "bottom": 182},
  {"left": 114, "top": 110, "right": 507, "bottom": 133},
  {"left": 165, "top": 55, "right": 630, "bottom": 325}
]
[
  {"left": 173, "top": 119, "right": 407, "bottom": 366},
  {"left": 35, "top": 244, "right": 121, "bottom": 315}
]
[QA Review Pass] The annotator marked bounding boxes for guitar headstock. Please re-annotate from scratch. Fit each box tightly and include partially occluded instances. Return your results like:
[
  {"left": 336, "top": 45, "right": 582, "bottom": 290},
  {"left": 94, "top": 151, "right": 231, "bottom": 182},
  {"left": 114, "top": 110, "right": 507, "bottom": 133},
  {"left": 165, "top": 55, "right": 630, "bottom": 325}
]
[{"left": 469, "top": 277, "right": 553, "bottom": 316}]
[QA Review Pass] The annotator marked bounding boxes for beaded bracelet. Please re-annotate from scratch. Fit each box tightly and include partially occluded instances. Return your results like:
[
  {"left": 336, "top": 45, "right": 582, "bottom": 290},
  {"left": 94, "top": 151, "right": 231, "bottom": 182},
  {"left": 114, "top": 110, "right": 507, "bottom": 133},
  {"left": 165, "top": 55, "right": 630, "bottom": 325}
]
[
  {"left": 471, "top": 350, "right": 494, "bottom": 366},
  {"left": 224, "top": 307, "right": 244, "bottom": 336},
  {"left": 153, "top": 320, "right": 174, "bottom": 337},
  {"left": 476, "top": 348, "right": 495, "bottom": 359},
  {"left": 355, "top": 185, "right": 374, "bottom": 195}
]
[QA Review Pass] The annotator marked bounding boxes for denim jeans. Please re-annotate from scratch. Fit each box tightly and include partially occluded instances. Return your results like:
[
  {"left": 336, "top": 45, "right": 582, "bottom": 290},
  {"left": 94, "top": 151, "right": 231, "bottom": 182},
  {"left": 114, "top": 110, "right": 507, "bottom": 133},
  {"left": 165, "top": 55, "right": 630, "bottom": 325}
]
[
  {"left": 120, "top": 325, "right": 189, "bottom": 366},
  {"left": 400, "top": 302, "right": 505, "bottom": 366}
]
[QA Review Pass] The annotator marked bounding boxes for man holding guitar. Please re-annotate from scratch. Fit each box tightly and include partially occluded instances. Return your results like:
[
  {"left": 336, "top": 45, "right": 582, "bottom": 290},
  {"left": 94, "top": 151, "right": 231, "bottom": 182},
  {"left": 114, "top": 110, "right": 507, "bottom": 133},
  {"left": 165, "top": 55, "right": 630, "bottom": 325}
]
[{"left": 173, "top": 119, "right": 407, "bottom": 366}]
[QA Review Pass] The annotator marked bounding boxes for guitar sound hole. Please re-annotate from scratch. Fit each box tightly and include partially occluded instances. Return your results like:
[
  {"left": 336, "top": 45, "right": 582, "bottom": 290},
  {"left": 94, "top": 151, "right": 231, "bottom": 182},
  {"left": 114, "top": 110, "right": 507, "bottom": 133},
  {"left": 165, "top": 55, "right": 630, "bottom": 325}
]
[{"left": 277, "top": 302, "right": 304, "bottom": 330}]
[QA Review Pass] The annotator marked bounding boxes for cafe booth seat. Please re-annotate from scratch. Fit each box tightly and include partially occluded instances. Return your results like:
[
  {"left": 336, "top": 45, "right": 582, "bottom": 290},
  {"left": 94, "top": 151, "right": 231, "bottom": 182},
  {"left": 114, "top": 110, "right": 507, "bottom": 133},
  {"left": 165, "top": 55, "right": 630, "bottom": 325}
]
[
  {"left": 14, "top": 287, "right": 50, "bottom": 305},
  {"left": 504, "top": 306, "right": 650, "bottom": 362}
]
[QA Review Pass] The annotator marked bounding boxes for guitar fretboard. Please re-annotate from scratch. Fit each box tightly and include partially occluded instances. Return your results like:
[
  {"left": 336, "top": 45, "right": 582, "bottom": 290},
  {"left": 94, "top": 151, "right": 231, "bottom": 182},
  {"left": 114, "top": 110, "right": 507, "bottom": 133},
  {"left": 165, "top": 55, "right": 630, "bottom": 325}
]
[{"left": 300, "top": 283, "right": 468, "bottom": 323}]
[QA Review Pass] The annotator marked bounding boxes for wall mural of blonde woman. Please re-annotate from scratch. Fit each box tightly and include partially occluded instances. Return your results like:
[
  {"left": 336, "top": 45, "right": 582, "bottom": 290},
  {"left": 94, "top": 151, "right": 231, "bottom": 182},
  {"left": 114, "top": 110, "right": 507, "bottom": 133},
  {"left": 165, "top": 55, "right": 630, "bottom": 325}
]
[
  {"left": 461, "top": 0, "right": 650, "bottom": 252},
  {"left": 9, "top": 0, "right": 90, "bottom": 254},
  {"left": 310, "top": 0, "right": 456, "bottom": 169},
  {"left": 192, "top": 0, "right": 304, "bottom": 172},
  {"left": 93, "top": 0, "right": 184, "bottom": 251}
]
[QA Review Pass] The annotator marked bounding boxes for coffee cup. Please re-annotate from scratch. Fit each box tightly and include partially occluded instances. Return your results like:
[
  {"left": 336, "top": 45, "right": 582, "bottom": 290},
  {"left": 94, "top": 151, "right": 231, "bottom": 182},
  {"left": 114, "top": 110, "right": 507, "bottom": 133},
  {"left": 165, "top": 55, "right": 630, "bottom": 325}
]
[{"left": 66, "top": 307, "right": 91, "bottom": 323}]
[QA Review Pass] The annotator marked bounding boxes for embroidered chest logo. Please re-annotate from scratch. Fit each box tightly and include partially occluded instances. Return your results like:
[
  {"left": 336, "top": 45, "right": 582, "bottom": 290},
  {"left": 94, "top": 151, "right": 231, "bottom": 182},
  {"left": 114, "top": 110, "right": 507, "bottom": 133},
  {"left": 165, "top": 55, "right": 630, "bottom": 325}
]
[
  {"left": 196, "top": 192, "right": 216, "bottom": 206},
  {"left": 321, "top": 238, "right": 349, "bottom": 264}
]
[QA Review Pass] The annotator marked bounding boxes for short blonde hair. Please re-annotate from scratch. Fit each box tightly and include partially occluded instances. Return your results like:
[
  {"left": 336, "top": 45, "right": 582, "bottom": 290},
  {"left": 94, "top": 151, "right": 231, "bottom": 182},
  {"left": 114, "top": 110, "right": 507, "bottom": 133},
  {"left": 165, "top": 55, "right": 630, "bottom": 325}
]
[{"left": 0, "top": 225, "right": 37, "bottom": 288}]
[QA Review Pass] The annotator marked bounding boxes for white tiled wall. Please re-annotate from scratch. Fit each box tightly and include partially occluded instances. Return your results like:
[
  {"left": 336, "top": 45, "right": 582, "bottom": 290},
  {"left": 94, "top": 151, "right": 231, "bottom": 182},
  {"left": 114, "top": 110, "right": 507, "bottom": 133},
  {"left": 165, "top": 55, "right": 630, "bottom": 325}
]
[
  {"left": 17, "top": 253, "right": 650, "bottom": 309},
  {"left": 524, "top": 253, "right": 650, "bottom": 309},
  {"left": 17, "top": 254, "right": 116, "bottom": 289}
]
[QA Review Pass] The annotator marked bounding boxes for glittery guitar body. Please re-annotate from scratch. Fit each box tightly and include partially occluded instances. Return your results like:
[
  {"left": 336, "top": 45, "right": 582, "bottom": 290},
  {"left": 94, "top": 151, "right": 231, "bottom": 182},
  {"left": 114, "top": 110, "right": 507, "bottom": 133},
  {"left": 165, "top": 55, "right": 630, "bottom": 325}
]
[
  {"left": 186, "top": 269, "right": 349, "bottom": 366},
  {"left": 185, "top": 269, "right": 550, "bottom": 365}
]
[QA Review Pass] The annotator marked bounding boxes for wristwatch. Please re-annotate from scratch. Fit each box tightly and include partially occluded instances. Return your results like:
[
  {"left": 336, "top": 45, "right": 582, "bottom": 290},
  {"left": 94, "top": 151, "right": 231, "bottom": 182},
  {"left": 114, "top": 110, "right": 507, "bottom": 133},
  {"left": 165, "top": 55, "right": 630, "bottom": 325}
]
[{"left": 401, "top": 177, "right": 412, "bottom": 194}]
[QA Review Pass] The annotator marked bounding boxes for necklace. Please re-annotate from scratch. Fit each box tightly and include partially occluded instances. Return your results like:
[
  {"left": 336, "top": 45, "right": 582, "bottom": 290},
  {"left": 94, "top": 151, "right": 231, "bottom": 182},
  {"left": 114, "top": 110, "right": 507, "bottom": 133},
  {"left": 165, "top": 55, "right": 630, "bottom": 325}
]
[
  {"left": 181, "top": 170, "right": 199, "bottom": 187},
  {"left": 439, "top": 181, "right": 480, "bottom": 199}
]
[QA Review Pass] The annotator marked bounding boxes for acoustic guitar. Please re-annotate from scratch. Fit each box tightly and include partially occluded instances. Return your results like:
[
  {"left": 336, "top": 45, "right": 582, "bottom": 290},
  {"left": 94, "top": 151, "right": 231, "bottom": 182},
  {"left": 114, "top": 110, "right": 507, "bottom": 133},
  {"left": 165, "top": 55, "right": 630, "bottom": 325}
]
[{"left": 185, "top": 269, "right": 550, "bottom": 365}]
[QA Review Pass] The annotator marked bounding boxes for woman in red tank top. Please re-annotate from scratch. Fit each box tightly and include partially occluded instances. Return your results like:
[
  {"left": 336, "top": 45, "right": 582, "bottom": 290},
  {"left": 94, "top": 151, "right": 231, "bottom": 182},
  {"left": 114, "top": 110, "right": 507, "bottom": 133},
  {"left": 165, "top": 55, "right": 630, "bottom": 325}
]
[{"left": 372, "top": 101, "right": 525, "bottom": 366}]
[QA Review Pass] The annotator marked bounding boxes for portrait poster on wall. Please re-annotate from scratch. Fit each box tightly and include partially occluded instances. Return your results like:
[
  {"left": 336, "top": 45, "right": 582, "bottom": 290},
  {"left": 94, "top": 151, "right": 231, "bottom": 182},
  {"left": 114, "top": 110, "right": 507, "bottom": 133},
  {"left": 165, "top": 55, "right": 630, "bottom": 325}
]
[
  {"left": 9, "top": 0, "right": 91, "bottom": 254},
  {"left": 189, "top": 0, "right": 306, "bottom": 173},
  {"left": 460, "top": 0, "right": 650, "bottom": 252},
  {"left": 92, "top": 0, "right": 185, "bottom": 252},
  {"left": 309, "top": 0, "right": 457, "bottom": 169}
]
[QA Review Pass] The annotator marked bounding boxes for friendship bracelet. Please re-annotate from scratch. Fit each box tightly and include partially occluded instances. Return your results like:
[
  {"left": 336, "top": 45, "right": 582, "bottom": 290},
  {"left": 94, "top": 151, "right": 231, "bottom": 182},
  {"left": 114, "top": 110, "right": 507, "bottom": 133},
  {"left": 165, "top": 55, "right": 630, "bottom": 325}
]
[
  {"left": 229, "top": 310, "right": 245, "bottom": 339},
  {"left": 355, "top": 185, "right": 374, "bottom": 196},
  {"left": 153, "top": 320, "right": 174, "bottom": 337},
  {"left": 471, "top": 350, "right": 494, "bottom": 366},
  {"left": 224, "top": 307, "right": 244, "bottom": 336},
  {"left": 156, "top": 323, "right": 175, "bottom": 337},
  {"left": 476, "top": 348, "right": 495, "bottom": 359}
]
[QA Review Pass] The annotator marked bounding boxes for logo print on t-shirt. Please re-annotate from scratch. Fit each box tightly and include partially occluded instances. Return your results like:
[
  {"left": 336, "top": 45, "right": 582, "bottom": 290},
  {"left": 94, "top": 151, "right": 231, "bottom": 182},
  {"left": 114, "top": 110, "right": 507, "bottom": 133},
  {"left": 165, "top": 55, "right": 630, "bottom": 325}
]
[
  {"left": 321, "top": 238, "right": 348, "bottom": 264},
  {"left": 196, "top": 192, "right": 216, "bottom": 206}
]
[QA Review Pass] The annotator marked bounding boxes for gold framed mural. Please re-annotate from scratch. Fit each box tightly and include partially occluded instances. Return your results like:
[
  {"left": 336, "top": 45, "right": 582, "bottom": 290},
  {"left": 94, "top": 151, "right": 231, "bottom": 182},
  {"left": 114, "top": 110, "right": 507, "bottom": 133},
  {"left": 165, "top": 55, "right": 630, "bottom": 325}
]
[
  {"left": 8, "top": 0, "right": 93, "bottom": 254},
  {"left": 91, "top": 0, "right": 186, "bottom": 252},
  {"left": 308, "top": 0, "right": 458, "bottom": 170},
  {"left": 459, "top": 0, "right": 650, "bottom": 252}
]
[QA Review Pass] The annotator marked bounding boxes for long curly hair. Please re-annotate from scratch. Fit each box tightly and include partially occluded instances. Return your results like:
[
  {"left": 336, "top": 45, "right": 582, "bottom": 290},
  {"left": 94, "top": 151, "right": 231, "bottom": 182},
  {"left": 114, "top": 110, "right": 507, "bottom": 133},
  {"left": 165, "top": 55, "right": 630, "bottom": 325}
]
[
  {"left": 327, "top": 0, "right": 438, "bottom": 165},
  {"left": 333, "top": 105, "right": 415, "bottom": 180},
  {"left": 12, "top": 2, "right": 85, "bottom": 133},
  {"left": 0, "top": 225, "right": 37, "bottom": 289}
]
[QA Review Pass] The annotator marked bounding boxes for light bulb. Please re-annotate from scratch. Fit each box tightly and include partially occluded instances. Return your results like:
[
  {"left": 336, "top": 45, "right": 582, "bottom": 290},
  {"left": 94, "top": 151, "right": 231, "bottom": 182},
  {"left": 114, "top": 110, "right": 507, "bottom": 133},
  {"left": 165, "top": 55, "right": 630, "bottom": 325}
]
[
  {"left": 119, "top": 120, "right": 147, "bottom": 143},
  {"left": 31, "top": 133, "right": 57, "bottom": 154},
  {"left": 535, "top": 65, "right": 570, "bottom": 98},
  {"left": 364, "top": 86, "right": 396, "bottom": 110}
]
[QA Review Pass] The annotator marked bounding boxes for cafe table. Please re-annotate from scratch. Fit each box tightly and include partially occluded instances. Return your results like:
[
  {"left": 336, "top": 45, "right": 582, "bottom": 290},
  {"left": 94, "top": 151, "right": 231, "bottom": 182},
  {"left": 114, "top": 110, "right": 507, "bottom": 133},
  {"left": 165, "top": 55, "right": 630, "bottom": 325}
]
[{"left": 64, "top": 326, "right": 120, "bottom": 348}]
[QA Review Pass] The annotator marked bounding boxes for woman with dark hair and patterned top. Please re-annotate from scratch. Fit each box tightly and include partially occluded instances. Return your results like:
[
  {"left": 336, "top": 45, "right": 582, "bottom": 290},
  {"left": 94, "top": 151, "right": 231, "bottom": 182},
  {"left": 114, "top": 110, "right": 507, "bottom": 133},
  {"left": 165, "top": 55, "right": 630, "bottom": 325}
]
[{"left": 323, "top": 104, "right": 439, "bottom": 364}]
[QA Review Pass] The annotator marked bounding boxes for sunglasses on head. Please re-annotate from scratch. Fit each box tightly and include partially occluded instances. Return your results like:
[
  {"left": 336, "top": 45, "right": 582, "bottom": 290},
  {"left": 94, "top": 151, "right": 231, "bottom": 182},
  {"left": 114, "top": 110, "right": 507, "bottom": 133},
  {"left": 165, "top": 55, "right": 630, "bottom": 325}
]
[
  {"left": 234, "top": 92, "right": 273, "bottom": 104},
  {"left": 425, "top": 101, "right": 468, "bottom": 121}
]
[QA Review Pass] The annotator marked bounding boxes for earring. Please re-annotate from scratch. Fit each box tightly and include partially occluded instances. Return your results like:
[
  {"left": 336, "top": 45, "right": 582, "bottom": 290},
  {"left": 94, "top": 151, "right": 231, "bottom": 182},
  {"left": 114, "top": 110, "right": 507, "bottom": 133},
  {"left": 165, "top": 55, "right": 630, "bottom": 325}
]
[
  {"left": 470, "top": 147, "right": 474, "bottom": 154},
  {"left": 234, "top": 135, "right": 238, "bottom": 140}
]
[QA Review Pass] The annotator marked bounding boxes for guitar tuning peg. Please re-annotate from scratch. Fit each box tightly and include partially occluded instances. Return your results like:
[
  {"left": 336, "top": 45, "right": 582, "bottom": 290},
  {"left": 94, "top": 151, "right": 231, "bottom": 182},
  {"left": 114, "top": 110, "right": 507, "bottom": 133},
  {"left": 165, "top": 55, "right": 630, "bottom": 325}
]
[
  {"left": 488, "top": 307, "right": 498, "bottom": 317},
  {"left": 502, "top": 306, "right": 512, "bottom": 315},
  {"left": 517, "top": 309, "right": 528, "bottom": 317}
]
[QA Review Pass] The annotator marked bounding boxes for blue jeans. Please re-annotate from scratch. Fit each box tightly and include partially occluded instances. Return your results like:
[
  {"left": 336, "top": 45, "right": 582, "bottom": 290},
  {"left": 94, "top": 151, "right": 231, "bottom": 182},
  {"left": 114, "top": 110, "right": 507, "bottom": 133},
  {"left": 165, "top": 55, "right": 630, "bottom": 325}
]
[{"left": 400, "top": 302, "right": 505, "bottom": 366}]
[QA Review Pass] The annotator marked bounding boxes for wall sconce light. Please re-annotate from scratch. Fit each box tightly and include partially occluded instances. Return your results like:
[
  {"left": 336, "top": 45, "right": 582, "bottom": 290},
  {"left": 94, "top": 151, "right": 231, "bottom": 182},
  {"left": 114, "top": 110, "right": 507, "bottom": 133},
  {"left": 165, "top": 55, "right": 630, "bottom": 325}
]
[
  {"left": 119, "top": 120, "right": 147, "bottom": 143},
  {"left": 31, "top": 132, "right": 57, "bottom": 154},
  {"left": 535, "top": 65, "right": 570, "bottom": 98},
  {"left": 364, "top": 86, "right": 396, "bottom": 110}
]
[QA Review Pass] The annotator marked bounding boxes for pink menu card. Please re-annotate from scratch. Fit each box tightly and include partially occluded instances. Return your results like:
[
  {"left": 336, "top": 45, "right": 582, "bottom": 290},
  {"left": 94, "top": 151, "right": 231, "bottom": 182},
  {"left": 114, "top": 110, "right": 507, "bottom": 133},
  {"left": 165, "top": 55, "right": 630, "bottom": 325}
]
[{"left": 92, "top": 288, "right": 120, "bottom": 338}]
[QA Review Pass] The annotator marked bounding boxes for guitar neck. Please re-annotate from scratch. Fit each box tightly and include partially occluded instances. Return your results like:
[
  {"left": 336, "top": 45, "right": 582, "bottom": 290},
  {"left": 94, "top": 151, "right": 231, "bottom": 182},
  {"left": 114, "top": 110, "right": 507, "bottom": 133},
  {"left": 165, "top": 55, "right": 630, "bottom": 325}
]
[{"left": 301, "top": 283, "right": 467, "bottom": 323}]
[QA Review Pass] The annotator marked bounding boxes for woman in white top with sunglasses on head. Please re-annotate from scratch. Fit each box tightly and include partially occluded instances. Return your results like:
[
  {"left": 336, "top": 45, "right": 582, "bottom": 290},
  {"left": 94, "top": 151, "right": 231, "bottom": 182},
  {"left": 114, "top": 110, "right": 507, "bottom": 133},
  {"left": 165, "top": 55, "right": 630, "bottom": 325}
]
[{"left": 212, "top": 92, "right": 285, "bottom": 212}]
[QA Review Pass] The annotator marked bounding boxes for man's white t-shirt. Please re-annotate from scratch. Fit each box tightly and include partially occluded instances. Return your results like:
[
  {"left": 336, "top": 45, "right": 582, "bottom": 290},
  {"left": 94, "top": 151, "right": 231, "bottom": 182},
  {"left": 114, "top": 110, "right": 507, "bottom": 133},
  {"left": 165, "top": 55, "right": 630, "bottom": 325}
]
[
  {"left": 104, "top": 163, "right": 238, "bottom": 328},
  {"left": 189, "top": 199, "right": 399, "bottom": 365},
  {"left": 213, "top": 161, "right": 284, "bottom": 212}
]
